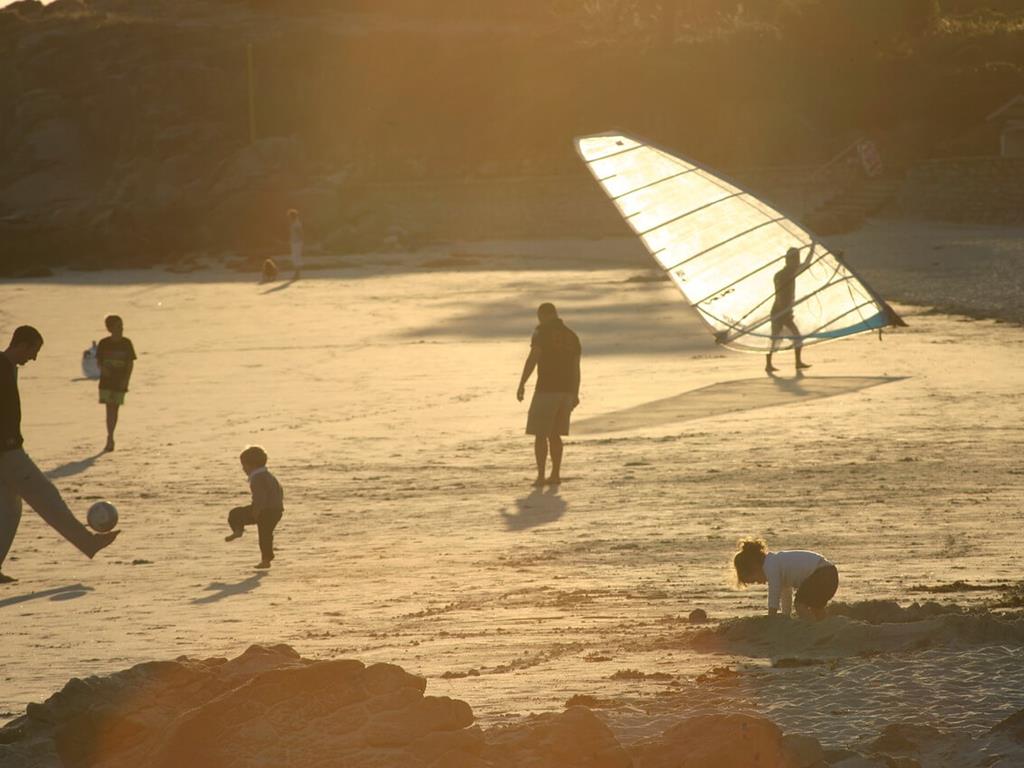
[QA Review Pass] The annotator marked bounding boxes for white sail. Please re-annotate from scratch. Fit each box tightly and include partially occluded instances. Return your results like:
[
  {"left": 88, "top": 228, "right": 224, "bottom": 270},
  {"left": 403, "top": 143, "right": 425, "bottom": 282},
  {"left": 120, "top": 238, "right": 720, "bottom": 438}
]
[{"left": 575, "top": 133, "right": 904, "bottom": 353}]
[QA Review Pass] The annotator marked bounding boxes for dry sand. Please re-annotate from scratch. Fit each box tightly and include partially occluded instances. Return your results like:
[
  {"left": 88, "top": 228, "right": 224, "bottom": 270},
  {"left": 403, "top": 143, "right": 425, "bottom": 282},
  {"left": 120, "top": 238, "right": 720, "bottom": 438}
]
[{"left": 1, "top": 220, "right": 1023, "bottom": 764}]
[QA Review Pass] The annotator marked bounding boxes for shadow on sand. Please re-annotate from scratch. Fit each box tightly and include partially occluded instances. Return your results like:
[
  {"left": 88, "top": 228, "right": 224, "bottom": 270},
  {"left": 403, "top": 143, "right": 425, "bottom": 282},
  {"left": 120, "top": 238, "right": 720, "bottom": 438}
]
[
  {"left": 0, "top": 583, "right": 93, "bottom": 609},
  {"left": 574, "top": 375, "right": 907, "bottom": 435},
  {"left": 260, "top": 278, "right": 298, "bottom": 295},
  {"left": 46, "top": 451, "right": 105, "bottom": 480},
  {"left": 400, "top": 284, "right": 716, "bottom": 357},
  {"left": 192, "top": 573, "right": 266, "bottom": 604},
  {"left": 501, "top": 487, "right": 567, "bottom": 531}
]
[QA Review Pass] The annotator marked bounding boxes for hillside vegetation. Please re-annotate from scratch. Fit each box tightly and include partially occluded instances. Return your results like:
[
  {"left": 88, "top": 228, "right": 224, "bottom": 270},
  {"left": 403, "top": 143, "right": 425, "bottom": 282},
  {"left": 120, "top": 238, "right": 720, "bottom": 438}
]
[{"left": 1, "top": 0, "right": 1022, "bottom": 269}]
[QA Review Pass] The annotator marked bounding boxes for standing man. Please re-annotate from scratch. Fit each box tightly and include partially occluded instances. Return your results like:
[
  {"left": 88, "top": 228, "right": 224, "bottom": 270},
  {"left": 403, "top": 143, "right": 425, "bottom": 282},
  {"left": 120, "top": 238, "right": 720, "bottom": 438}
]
[
  {"left": 0, "top": 326, "right": 119, "bottom": 583},
  {"left": 516, "top": 303, "right": 581, "bottom": 487},
  {"left": 765, "top": 244, "right": 815, "bottom": 374},
  {"left": 288, "top": 208, "right": 304, "bottom": 279},
  {"left": 97, "top": 314, "right": 136, "bottom": 452}
]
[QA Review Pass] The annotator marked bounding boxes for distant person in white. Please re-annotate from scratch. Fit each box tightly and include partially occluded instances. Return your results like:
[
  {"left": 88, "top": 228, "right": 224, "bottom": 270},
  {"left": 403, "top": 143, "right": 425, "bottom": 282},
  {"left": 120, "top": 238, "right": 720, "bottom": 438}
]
[
  {"left": 733, "top": 539, "right": 838, "bottom": 619},
  {"left": 288, "top": 208, "right": 304, "bottom": 279}
]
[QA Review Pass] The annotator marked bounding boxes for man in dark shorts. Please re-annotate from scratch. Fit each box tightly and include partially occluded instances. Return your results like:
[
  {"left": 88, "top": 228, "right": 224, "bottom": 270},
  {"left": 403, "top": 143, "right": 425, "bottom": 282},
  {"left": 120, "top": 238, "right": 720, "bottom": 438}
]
[
  {"left": 516, "top": 303, "right": 581, "bottom": 487},
  {"left": 0, "top": 326, "right": 119, "bottom": 583},
  {"left": 97, "top": 314, "right": 136, "bottom": 452},
  {"left": 766, "top": 244, "right": 814, "bottom": 374}
]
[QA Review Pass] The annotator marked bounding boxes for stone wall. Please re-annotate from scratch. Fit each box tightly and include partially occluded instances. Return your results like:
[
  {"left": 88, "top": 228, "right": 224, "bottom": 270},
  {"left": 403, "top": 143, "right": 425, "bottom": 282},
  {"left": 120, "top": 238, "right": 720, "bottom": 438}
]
[{"left": 898, "top": 156, "right": 1024, "bottom": 225}]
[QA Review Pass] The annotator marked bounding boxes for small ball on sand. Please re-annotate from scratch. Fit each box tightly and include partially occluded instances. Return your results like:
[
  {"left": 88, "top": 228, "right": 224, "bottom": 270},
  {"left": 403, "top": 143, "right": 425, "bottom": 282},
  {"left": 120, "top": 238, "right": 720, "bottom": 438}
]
[{"left": 689, "top": 608, "right": 708, "bottom": 624}]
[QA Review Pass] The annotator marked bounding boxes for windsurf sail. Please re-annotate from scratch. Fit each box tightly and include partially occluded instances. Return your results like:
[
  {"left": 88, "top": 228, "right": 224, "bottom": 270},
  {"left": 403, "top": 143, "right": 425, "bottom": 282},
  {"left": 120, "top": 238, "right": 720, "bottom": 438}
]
[{"left": 574, "top": 133, "right": 905, "bottom": 353}]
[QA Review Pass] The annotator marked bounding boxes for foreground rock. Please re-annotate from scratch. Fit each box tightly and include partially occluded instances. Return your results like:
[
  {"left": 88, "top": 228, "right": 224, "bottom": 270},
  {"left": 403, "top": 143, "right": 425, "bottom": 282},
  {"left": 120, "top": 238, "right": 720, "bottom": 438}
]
[
  {"left": 4, "top": 644, "right": 1023, "bottom": 767},
  {"left": 629, "top": 714, "right": 824, "bottom": 768},
  {"left": 484, "top": 706, "right": 631, "bottom": 767},
  {"left": 0, "top": 644, "right": 479, "bottom": 768}
]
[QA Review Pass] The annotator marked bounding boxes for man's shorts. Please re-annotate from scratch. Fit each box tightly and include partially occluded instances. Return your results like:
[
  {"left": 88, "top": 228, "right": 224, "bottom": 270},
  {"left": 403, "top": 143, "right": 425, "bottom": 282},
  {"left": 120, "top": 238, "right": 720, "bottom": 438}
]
[
  {"left": 770, "top": 310, "right": 796, "bottom": 338},
  {"left": 526, "top": 391, "right": 574, "bottom": 436},
  {"left": 99, "top": 389, "right": 126, "bottom": 406}
]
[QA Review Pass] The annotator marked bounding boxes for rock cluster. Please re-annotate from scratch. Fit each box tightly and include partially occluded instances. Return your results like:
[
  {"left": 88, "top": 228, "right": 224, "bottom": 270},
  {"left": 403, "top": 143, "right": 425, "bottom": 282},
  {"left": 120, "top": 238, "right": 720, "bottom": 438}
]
[
  {"left": 0, "top": 644, "right": 478, "bottom": 768},
  {"left": 3, "top": 643, "right": 1024, "bottom": 767}
]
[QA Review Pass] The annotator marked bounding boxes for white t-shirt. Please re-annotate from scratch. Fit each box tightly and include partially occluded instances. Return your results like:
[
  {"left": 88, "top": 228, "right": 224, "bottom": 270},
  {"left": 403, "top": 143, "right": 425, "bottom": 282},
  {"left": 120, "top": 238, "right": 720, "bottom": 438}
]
[{"left": 764, "top": 550, "right": 831, "bottom": 616}]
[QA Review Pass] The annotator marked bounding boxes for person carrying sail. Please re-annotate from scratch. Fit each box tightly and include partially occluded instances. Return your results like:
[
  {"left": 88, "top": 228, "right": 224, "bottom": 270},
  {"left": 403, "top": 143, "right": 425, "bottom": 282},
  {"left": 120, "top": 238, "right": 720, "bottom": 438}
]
[{"left": 765, "top": 244, "right": 815, "bottom": 374}]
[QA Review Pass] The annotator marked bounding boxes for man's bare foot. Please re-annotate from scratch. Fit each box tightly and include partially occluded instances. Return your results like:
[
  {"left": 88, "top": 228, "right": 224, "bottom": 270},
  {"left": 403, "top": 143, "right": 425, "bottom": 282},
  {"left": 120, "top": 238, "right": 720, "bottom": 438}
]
[
  {"left": 765, "top": 363, "right": 779, "bottom": 373},
  {"left": 796, "top": 362, "right": 811, "bottom": 370},
  {"left": 0, "top": 572, "right": 17, "bottom": 584},
  {"left": 104, "top": 437, "right": 115, "bottom": 452},
  {"left": 255, "top": 561, "right": 271, "bottom": 569},
  {"left": 85, "top": 530, "right": 120, "bottom": 558},
  {"left": 546, "top": 476, "right": 562, "bottom": 486},
  {"left": 225, "top": 532, "right": 243, "bottom": 542},
  {"left": 532, "top": 476, "right": 545, "bottom": 488}
]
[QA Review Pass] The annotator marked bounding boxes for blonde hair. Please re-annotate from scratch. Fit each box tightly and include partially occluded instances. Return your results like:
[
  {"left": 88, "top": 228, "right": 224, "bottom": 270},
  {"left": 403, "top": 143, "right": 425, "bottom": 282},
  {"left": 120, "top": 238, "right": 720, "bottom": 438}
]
[{"left": 733, "top": 538, "right": 767, "bottom": 587}]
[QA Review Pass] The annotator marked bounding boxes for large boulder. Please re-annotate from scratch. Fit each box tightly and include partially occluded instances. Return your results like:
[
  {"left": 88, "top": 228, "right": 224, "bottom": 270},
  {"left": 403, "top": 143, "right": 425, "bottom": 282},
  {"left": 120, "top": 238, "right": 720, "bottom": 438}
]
[
  {"left": 483, "top": 706, "right": 631, "bottom": 768},
  {"left": 630, "top": 713, "right": 788, "bottom": 768},
  {"left": 0, "top": 644, "right": 485, "bottom": 768}
]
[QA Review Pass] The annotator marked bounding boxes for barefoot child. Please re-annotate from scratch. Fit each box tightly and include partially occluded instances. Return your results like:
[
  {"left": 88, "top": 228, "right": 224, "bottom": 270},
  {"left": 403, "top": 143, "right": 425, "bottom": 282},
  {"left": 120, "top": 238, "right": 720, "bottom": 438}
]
[
  {"left": 96, "top": 314, "right": 136, "bottom": 452},
  {"left": 733, "top": 539, "right": 838, "bottom": 619},
  {"left": 225, "top": 446, "right": 283, "bottom": 569}
]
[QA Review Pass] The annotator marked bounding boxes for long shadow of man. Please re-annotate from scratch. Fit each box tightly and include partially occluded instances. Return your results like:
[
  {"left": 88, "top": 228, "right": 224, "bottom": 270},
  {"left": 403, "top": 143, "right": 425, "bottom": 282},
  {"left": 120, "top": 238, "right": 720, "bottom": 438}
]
[{"left": 501, "top": 487, "right": 567, "bottom": 532}]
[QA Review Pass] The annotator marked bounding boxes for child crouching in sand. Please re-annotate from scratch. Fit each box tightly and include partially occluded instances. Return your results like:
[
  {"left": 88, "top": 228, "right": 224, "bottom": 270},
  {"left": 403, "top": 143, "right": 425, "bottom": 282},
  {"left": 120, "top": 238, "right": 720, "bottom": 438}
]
[
  {"left": 733, "top": 539, "right": 838, "bottom": 619},
  {"left": 225, "top": 446, "right": 284, "bottom": 569}
]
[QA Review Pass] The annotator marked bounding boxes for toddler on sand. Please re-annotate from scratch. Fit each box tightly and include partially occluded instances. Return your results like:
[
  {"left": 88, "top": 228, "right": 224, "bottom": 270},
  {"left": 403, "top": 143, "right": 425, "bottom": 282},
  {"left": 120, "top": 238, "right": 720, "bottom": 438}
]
[
  {"left": 225, "top": 446, "right": 283, "bottom": 569},
  {"left": 733, "top": 539, "right": 838, "bottom": 619}
]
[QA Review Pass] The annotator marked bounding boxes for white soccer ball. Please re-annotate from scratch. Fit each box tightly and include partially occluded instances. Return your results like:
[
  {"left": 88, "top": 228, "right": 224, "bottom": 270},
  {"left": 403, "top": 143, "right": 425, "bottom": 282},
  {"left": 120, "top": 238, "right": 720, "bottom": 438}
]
[{"left": 87, "top": 501, "right": 119, "bottom": 532}]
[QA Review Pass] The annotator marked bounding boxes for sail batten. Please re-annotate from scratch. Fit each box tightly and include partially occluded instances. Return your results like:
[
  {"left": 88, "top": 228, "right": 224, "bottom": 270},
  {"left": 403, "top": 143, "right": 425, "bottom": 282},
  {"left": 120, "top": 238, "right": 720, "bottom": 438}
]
[{"left": 575, "top": 132, "right": 905, "bottom": 352}]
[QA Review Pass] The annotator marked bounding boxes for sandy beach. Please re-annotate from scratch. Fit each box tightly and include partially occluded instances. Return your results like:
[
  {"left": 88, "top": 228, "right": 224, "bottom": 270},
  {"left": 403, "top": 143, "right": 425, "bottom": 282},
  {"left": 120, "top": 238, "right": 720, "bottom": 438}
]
[{"left": 2, "top": 220, "right": 1024, "bottom": 766}]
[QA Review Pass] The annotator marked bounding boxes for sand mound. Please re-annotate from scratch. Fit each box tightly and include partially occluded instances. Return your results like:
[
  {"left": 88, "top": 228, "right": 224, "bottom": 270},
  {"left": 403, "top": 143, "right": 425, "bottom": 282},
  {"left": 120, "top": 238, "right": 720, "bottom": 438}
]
[
  {"left": 828, "top": 599, "right": 970, "bottom": 624},
  {"left": 689, "top": 604, "right": 1024, "bottom": 659}
]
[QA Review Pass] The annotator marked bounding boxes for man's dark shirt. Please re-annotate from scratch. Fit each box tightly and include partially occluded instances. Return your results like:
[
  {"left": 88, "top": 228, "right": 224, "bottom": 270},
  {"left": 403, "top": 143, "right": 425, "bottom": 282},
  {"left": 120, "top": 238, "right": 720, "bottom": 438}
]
[
  {"left": 531, "top": 318, "right": 581, "bottom": 393},
  {"left": 97, "top": 336, "right": 136, "bottom": 392},
  {"left": 0, "top": 354, "right": 22, "bottom": 452},
  {"left": 772, "top": 263, "right": 799, "bottom": 317}
]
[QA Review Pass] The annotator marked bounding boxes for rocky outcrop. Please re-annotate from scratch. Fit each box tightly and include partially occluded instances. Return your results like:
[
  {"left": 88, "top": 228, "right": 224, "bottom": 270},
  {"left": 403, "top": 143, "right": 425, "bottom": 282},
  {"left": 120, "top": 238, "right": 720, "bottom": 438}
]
[
  {"left": 4, "top": 644, "right": 1024, "bottom": 767},
  {"left": 629, "top": 714, "right": 788, "bottom": 768},
  {"left": 484, "top": 706, "right": 631, "bottom": 768},
  {"left": 0, "top": 645, "right": 480, "bottom": 768}
]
